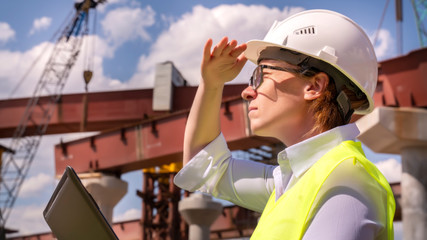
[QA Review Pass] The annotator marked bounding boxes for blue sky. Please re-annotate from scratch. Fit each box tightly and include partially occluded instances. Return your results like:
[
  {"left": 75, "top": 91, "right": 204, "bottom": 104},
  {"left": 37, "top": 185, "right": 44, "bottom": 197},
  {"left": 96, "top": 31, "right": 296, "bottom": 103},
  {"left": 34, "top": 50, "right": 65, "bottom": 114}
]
[{"left": 0, "top": 0, "right": 420, "bottom": 237}]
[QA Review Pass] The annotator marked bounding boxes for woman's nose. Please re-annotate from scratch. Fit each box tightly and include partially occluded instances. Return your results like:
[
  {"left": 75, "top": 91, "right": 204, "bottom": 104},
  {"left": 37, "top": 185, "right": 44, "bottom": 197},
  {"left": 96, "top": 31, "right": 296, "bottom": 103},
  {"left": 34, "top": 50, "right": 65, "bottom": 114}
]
[{"left": 241, "top": 86, "right": 257, "bottom": 101}]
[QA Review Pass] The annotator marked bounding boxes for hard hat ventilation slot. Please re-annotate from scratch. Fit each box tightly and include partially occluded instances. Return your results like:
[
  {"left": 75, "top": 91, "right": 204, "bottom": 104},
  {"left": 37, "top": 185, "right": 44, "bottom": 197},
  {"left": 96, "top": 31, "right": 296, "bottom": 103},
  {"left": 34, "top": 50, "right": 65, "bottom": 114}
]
[{"left": 294, "top": 26, "right": 316, "bottom": 35}]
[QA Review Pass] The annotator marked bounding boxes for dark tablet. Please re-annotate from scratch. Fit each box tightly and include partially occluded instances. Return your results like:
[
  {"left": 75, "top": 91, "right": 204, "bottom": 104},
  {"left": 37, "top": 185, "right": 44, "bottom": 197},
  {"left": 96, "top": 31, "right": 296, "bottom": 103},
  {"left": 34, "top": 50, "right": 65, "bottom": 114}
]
[{"left": 43, "top": 166, "right": 118, "bottom": 240}]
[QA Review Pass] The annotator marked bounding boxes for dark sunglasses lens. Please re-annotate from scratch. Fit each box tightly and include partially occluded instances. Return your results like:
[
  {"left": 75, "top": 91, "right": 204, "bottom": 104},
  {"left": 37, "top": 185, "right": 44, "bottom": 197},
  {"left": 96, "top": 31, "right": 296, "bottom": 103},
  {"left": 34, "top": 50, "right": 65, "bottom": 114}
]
[{"left": 254, "top": 67, "right": 262, "bottom": 89}]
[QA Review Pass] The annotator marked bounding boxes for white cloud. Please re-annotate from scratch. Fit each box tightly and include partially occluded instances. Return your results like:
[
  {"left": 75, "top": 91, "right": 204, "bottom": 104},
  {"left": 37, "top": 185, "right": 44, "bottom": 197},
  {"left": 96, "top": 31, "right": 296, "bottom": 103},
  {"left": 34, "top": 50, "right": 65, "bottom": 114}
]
[
  {"left": 6, "top": 204, "right": 50, "bottom": 236},
  {"left": 29, "top": 17, "right": 52, "bottom": 35},
  {"left": 0, "top": 41, "right": 53, "bottom": 98},
  {"left": 375, "top": 158, "right": 402, "bottom": 183},
  {"left": 96, "top": 0, "right": 129, "bottom": 13},
  {"left": 0, "top": 34, "right": 119, "bottom": 99},
  {"left": 128, "top": 4, "right": 304, "bottom": 88},
  {"left": 371, "top": 28, "right": 394, "bottom": 60},
  {"left": 0, "top": 22, "right": 15, "bottom": 44},
  {"left": 113, "top": 208, "right": 141, "bottom": 222},
  {"left": 19, "top": 173, "right": 54, "bottom": 198},
  {"left": 101, "top": 6, "right": 156, "bottom": 47},
  {"left": 105, "top": 0, "right": 125, "bottom": 3}
]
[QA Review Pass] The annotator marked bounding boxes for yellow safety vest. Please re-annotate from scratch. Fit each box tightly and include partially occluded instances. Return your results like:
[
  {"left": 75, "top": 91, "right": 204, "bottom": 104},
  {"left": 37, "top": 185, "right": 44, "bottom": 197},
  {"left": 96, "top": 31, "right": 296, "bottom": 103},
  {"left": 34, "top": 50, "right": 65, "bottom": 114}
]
[{"left": 251, "top": 140, "right": 395, "bottom": 240}]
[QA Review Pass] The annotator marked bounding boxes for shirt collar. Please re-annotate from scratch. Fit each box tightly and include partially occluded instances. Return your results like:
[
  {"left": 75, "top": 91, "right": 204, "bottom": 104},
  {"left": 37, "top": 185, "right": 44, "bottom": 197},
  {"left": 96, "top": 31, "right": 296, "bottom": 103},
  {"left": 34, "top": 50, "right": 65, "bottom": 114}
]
[{"left": 277, "top": 123, "right": 360, "bottom": 178}]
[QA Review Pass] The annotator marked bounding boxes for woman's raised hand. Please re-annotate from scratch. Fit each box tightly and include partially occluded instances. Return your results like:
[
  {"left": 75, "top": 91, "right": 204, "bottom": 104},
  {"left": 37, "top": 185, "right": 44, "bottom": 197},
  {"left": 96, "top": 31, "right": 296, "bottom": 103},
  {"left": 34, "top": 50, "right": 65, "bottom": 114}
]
[{"left": 201, "top": 37, "right": 247, "bottom": 88}]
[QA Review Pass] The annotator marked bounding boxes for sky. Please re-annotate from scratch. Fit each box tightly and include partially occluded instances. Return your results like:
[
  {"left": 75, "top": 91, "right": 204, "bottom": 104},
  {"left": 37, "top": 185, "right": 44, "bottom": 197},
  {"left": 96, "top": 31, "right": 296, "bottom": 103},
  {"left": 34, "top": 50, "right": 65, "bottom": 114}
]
[{"left": 0, "top": 0, "right": 422, "bottom": 237}]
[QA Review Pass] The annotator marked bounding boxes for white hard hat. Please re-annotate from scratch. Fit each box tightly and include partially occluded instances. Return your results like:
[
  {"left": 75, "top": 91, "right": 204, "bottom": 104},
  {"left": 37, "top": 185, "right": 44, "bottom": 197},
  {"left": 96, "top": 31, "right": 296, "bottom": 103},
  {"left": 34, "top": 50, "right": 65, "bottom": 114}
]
[{"left": 245, "top": 9, "right": 377, "bottom": 115}]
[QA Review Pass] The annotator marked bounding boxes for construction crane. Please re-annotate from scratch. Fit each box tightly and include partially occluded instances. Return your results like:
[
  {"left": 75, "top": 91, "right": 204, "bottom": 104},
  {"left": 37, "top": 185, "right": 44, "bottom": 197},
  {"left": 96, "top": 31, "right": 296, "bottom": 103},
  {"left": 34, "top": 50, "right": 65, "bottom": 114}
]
[
  {"left": 0, "top": 0, "right": 105, "bottom": 234},
  {"left": 411, "top": 0, "right": 427, "bottom": 47}
]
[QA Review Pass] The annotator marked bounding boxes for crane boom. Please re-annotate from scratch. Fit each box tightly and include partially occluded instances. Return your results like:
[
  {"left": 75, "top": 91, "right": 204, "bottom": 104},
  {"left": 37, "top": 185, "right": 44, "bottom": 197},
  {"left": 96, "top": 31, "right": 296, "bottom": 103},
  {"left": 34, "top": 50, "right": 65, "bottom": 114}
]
[
  {"left": 0, "top": 0, "right": 104, "bottom": 231},
  {"left": 411, "top": 0, "right": 427, "bottom": 47}
]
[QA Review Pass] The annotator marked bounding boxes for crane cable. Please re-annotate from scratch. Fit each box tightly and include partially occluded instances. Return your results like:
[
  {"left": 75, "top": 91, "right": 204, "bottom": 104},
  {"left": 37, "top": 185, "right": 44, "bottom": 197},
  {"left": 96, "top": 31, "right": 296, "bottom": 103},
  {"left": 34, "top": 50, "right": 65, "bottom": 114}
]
[
  {"left": 81, "top": 7, "right": 97, "bottom": 131},
  {"left": 83, "top": 8, "right": 97, "bottom": 91}
]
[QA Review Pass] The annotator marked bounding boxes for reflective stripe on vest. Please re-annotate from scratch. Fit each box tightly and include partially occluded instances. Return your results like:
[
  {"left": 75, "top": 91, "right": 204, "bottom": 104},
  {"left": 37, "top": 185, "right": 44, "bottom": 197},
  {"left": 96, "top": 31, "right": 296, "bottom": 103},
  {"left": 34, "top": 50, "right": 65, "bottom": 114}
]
[{"left": 250, "top": 140, "right": 395, "bottom": 240}]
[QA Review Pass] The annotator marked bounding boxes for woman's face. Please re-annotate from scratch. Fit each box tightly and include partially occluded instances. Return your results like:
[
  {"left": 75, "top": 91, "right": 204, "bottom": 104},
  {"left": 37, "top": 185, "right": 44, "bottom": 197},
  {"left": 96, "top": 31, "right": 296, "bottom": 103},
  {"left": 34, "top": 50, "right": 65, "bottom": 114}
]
[{"left": 241, "top": 59, "right": 311, "bottom": 142}]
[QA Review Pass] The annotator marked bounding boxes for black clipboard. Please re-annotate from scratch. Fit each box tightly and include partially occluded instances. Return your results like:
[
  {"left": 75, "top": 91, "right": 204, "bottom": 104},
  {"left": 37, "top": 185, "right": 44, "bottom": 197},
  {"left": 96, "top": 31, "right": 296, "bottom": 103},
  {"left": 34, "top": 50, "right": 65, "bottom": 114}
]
[{"left": 43, "top": 166, "right": 118, "bottom": 240}]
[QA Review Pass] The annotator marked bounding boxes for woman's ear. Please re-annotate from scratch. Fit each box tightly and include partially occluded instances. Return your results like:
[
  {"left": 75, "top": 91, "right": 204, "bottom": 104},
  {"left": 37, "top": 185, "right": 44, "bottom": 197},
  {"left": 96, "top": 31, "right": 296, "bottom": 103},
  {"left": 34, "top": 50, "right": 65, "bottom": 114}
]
[{"left": 304, "top": 72, "right": 329, "bottom": 101}]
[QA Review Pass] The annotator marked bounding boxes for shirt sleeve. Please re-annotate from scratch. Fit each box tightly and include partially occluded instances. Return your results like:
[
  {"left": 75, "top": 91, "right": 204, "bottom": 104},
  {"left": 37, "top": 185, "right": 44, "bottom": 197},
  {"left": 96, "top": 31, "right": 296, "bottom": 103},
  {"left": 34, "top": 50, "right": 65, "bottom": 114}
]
[{"left": 174, "top": 133, "right": 276, "bottom": 212}]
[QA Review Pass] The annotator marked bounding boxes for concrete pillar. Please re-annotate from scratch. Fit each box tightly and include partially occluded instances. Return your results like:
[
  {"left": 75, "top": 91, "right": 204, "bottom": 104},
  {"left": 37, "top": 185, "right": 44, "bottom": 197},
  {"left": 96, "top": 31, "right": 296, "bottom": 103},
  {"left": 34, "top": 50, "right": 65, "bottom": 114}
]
[
  {"left": 401, "top": 147, "right": 427, "bottom": 239},
  {"left": 80, "top": 173, "right": 128, "bottom": 225},
  {"left": 179, "top": 193, "right": 223, "bottom": 240},
  {"left": 357, "top": 107, "right": 427, "bottom": 240}
]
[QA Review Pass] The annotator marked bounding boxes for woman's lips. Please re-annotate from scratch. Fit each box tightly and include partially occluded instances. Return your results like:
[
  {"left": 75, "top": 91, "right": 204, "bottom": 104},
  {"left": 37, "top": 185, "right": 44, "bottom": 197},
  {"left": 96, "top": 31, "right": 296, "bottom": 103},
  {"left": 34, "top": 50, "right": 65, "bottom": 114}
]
[{"left": 248, "top": 105, "right": 258, "bottom": 113}]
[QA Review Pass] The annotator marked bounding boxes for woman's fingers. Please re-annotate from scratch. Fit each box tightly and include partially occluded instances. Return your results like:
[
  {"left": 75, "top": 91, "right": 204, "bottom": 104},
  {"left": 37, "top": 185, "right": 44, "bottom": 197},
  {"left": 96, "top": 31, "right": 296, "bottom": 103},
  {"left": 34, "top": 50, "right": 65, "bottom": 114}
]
[
  {"left": 209, "top": 37, "right": 246, "bottom": 60},
  {"left": 222, "top": 40, "right": 238, "bottom": 56},
  {"left": 211, "top": 37, "right": 242, "bottom": 58},
  {"left": 230, "top": 43, "right": 247, "bottom": 58},
  {"left": 212, "top": 37, "right": 229, "bottom": 57},
  {"left": 201, "top": 38, "right": 247, "bottom": 86},
  {"left": 204, "top": 37, "right": 247, "bottom": 72},
  {"left": 202, "top": 38, "right": 213, "bottom": 64}
]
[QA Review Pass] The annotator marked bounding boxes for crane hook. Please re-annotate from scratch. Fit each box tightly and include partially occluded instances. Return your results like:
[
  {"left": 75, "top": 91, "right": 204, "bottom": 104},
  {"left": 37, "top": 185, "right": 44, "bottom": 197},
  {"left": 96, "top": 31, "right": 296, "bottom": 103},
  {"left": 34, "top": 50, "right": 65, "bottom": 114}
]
[{"left": 83, "top": 70, "right": 93, "bottom": 91}]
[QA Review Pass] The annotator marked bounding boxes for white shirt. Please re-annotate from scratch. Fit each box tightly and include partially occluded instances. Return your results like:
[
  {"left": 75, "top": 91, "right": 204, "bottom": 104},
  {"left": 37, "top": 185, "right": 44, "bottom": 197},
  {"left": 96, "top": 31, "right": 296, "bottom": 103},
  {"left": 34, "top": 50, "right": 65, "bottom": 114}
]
[{"left": 174, "top": 123, "right": 387, "bottom": 239}]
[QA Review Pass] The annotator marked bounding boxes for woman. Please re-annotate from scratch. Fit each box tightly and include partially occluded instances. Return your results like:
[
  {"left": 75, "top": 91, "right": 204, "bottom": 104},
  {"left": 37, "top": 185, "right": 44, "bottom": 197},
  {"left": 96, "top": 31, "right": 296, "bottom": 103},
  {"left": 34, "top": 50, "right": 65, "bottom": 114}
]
[{"left": 174, "top": 9, "right": 395, "bottom": 239}]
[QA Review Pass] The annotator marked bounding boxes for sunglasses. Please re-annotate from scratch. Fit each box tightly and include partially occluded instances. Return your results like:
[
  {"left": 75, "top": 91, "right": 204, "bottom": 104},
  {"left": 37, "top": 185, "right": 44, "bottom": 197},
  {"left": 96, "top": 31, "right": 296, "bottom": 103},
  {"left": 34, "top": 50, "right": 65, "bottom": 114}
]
[
  {"left": 249, "top": 64, "right": 319, "bottom": 90},
  {"left": 249, "top": 65, "right": 299, "bottom": 90}
]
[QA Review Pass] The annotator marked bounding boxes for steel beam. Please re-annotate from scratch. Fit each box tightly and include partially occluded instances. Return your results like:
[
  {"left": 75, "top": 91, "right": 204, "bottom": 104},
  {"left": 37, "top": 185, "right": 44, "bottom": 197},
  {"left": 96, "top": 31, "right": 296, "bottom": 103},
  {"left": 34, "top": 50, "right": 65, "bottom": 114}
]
[{"left": 0, "top": 85, "right": 247, "bottom": 138}]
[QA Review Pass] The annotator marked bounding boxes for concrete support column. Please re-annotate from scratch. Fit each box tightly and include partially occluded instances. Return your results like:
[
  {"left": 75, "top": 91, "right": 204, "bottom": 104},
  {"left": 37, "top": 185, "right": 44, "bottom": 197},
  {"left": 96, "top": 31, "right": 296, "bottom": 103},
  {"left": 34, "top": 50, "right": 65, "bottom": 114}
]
[
  {"left": 179, "top": 193, "right": 222, "bottom": 240},
  {"left": 357, "top": 107, "right": 427, "bottom": 240},
  {"left": 80, "top": 173, "right": 128, "bottom": 225},
  {"left": 401, "top": 147, "right": 427, "bottom": 240}
]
